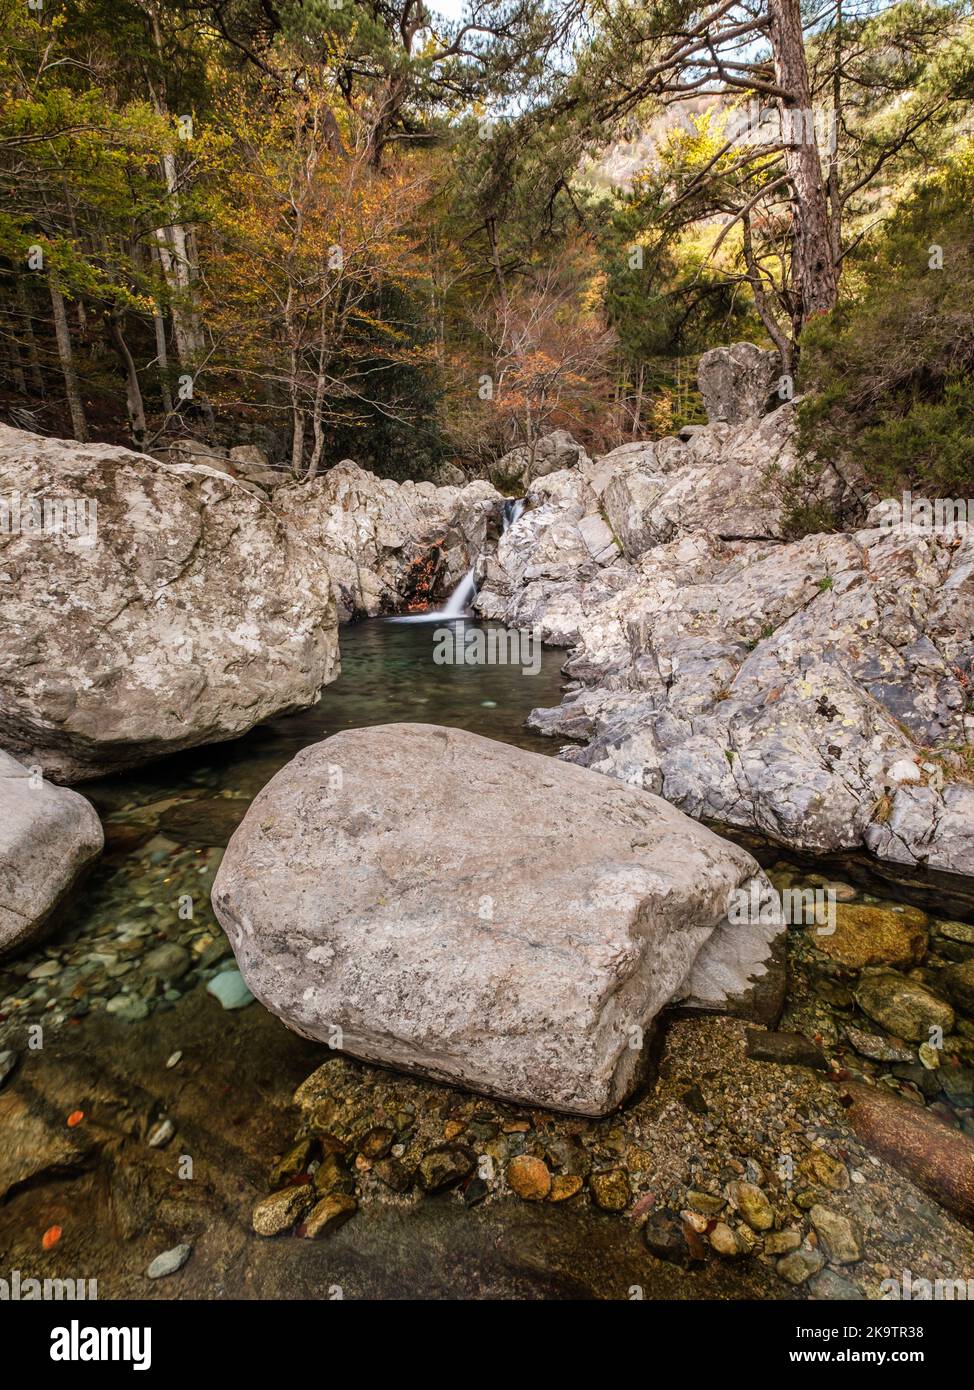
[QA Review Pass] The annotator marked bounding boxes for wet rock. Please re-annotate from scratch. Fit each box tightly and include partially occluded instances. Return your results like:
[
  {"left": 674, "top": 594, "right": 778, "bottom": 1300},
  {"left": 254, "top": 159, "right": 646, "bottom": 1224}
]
[
  {"left": 269, "top": 1138, "right": 317, "bottom": 1189},
  {"left": 589, "top": 1169, "right": 631, "bottom": 1212},
  {"left": 213, "top": 723, "right": 768, "bottom": 1115},
  {"left": 681, "top": 1083, "right": 709, "bottom": 1115},
  {"left": 463, "top": 1176, "right": 489, "bottom": 1206},
  {"left": 0, "top": 751, "right": 103, "bottom": 957},
  {"left": 418, "top": 1145, "right": 475, "bottom": 1194},
  {"left": 159, "top": 799, "right": 249, "bottom": 848},
  {"left": 105, "top": 994, "right": 149, "bottom": 1022},
  {"left": 550, "top": 1174, "right": 583, "bottom": 1202},
  {"left": 643, "top": 1210, "right": 703, "bottom": 1267},
  {"left": 206, "top": 968, "right": 253, "bottom": 1011},
  {"left": 940, "top": 960, "right": 974, "bottom": 1014},
  {"left": 301, "top": 1193, "right": 357, "bottom": 1239},
  {"left": 855, "top": 973, "right": 954, "bottom": 1042},
  {"left": 809, "top": 1205, "right": 862, "bottom": 1264},
  {"left": 813, "top": 904, "right": 928, "bottom": 970},
  {"left": 146, "top": 1244, "right": 192, "bottom": 1279},
  {"left": 809, "top": 1270, "right": 865, "bottom": 1300},
  {"left": 143, "top": 944, "right": 191, "bottom": 981},
  {"left": 687, "top": 1190, "right": 726, "bottom": 1215},
  {"left": 252, "top": 1185, "right": 313, "bottom": 1236},
  {"left": 764, "top": 1229, "right": 802, "bottom": 1256},
  {"left": 0, "top": 1050, "right": 17, "bottom": 1089},
  {"left": 359, "top": 1126, "right": 394, "bottom": 1161},
  {"left": 0, "top": 1086, "right": 95, "bottom": 1199},
  {"left": 314, "top": 1152, "right": 355, "bottom": 1196},
  {"left": 746, "top": 1030, "right": 828, "bottom": 1070},
  {"left": 507, "top": 1155, "right": 551, "bottom": 1201},
  {"left": 934, "top": 920, "right": 974, "bottom": 947},
  {"left": 891, "top": 1063, "right": 941, "bottom": 1100},
  {"left": 710, "top": 1221, "right": 748, "bottom": 1258},
  {"left": 373, "top": 1158, "right": 414, "bottom": 1194},
  {"left": 776, "top": 1247, "right": 825, "bottom": 1285},
  {"left": 728, "top": 1180, "right": 774, "bottom": 1232},
  {"left": 147, "top": 1117, "right": 175, "bottom": 1148},
  {"left": 801, "top": 1151, "right": 849, "bottom": 1192},
  {"left": 941, "top": 1066, "right": 974, "bottom": 1109},
  {"left": 844, "top": 1026, "right": 914, "bottom": 1064}
]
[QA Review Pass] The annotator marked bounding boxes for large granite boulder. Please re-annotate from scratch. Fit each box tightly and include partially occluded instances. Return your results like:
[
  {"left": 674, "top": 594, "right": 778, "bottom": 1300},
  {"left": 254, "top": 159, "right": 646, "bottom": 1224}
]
[
  {"left": 211, "top": 723, "right": 774, "bottom": 1115},
  {"left": 697, "top": 342, "right": 780, "bottom": 425},
  {"left": 0, "top": 751, "right": 103, "bottom": 956},
  {"left": 488, "top": 430, "right": 588, "bottom": 493},
  {"left": 276, "top": 461, "right": 501, "bottom": 620},
  {"left": 0, "top": 425, "right": 339, "bottom": 782}
]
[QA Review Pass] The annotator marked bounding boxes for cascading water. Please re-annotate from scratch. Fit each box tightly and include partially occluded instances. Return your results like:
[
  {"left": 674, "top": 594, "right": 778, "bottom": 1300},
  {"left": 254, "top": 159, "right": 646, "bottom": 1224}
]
[
  {"left": 394, "top": 495, "right": 526, "bottom": 622},
  {"left": 439, "top": 567, "right": 477, "bottom": 619}
]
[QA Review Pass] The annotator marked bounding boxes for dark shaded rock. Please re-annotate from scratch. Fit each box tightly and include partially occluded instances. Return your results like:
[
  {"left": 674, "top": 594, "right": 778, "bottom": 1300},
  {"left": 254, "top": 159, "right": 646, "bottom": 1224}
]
[
  {"left": 643, "top": 1210, "right": 705, "bottom": 1267},
  {"left": 160, "top": 798, "right": 249, "bottom": 847},
  {"left": 940, "top": 960, "right": 974, "bottom": 1014},
  {"left": 418, "top": 1145, "right": 475, "bottom": 1194},
  {"left": 855, "top": 973, "right": 954, "bottom": 1042},
  {"left": 746, "top": 1030, "right": 828, "bottom": 1070}
]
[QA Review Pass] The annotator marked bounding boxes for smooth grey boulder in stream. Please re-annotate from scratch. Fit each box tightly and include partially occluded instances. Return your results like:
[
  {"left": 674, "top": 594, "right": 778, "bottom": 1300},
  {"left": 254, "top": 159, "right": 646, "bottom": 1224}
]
[
  {"left": 211, "top": 723, "right": 774, "bottom": 1115},
  {"left": 0, "top": 751, "right": 103, "bottom": 957}
]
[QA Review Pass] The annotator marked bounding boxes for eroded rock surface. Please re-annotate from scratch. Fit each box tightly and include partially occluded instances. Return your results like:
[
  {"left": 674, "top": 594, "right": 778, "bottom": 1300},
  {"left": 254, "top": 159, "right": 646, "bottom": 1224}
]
[
  {"left": 212, "top": 723, "right": 774, "bottom": 1115},
  {"left": 276, "top": 460, "right": 501, "bottom": 620},
  {"left": 0, "top": 424, "right": 339, "bottom": 781}
]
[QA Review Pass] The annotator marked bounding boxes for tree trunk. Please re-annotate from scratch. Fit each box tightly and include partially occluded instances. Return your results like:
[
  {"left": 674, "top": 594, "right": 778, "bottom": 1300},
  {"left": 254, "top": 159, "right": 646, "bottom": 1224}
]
[
  {"left": 15, "top": 276, "right": 45, "bottom": 394},
  {"left": 769, "top": 0, "right": 838, "bottom": 329},
  {"left": 148, "top": 243, "right": 174, "bottom": 414},
  {"left": 290, "top": 408, "right": 305, "bottom": 477},
  {"left": 49, "top": 276, "right": 88, "bottom": 442},
  {"left": 3, "top": 310, "right": 28, "bottom": 393},
  {"left": 106, "top": 311, "right": 148, "bottom": 448},
  {"left": 146, "top": 11, "right": 204, "bottom": 367}
]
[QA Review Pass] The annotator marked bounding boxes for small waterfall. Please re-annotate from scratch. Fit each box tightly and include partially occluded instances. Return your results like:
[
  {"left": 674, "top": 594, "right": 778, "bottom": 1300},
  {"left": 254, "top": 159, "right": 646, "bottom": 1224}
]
[
  {"left": 439, "top": 567, "right": 476, "bottom": 619},
  {"left": 392, "top": 495, "right": 526, "bottom": 622},
  {"left": 503, "top": 497, "right": 526, "bottom": 529}
]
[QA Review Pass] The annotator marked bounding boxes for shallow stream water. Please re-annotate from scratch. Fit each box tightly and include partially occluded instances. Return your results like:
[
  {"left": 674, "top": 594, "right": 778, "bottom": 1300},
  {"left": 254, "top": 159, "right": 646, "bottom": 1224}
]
[{"left": 2, "top": 616, "right": 973, "bottom": 1300}]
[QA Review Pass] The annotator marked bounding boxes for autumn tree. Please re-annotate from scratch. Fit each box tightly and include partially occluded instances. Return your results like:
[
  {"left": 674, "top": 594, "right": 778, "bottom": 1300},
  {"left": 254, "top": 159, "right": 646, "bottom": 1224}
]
[{"left": 204, "top": 74, "right": 433, "bottom": 478}]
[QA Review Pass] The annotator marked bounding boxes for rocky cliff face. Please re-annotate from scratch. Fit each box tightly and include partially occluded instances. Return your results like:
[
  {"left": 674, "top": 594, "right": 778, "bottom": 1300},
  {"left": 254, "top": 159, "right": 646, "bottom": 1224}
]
[
  {"left": 275, "top": 461, "right": 502, "bottom": 621},
  {"left": 473, "top": 348, "right": 974, "bottom": 879}
]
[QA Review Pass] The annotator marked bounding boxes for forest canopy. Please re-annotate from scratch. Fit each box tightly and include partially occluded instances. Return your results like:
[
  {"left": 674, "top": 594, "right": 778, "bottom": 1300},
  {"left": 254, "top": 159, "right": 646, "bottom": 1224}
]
[{"left": 1, "top": 0, "right": 972, "bottom": 492}]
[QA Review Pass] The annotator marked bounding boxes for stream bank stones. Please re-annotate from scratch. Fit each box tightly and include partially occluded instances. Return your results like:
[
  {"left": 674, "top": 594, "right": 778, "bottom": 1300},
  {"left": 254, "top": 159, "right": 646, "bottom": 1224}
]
[{"left": 212, "top": 723, "right": 777, "bottom": 1115}]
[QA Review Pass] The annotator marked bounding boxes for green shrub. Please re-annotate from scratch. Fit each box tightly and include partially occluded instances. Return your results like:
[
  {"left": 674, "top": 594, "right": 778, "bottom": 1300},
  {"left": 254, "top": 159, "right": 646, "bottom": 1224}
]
[{"left": 798, "top": 144, "right": 974, "bottom": 498}]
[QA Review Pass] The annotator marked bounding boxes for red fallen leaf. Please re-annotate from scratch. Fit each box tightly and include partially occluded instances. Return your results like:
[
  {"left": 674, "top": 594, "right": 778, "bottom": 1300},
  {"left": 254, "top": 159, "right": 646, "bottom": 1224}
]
[
  {"left": 630, "top": 1192, "right": 656, "bottom": 1220},
  {"left": 42, "top": 1226, "right": 62, "bottom": 1250},
  {"left": 66, "top": 1110, "right": 84, "bottom": 1128},
  {"left": 680, "top": 1219, "right": 708, "bottom": 1263},
  {"left": 287, "top": 1172, "right": 312, "bottom": 1186}
]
